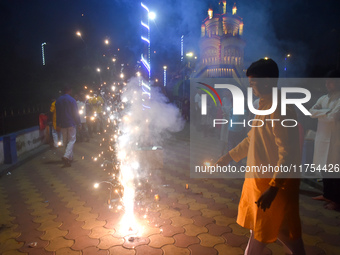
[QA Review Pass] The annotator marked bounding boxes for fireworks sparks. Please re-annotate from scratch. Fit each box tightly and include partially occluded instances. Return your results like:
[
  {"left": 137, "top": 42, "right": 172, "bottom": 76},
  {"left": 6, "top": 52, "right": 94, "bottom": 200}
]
[{"left": 88, "top": 71, "right": 184, "bottom": 238}]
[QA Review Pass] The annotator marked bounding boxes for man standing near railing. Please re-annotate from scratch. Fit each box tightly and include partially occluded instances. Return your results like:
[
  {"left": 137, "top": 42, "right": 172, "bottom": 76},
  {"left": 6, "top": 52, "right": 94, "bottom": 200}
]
[{"left": 56, "top": 86, "right": 81, "bottom": 167}]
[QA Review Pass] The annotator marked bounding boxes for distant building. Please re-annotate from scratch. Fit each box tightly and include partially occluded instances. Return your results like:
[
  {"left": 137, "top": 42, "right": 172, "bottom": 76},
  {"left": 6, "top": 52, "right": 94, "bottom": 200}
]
[{"left": 195, "top": 1, "right": 245, "bottom": 78}]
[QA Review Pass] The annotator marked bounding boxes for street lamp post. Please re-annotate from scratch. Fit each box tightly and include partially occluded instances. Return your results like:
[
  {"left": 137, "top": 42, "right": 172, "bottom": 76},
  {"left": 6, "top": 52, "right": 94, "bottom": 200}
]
[
  {"left": 76, "top": 31, "right": 88, "bottom": 65},
  {"left": 41, "top": 42, "right": 47, "bottom": 65},
  {"left": 183, "top": 52, "right": 194, "bottom": 97},
  {"left": 284, "top": 53, "right": 291, "bottom": 78},
  {"left": 97, "top": 68, "right": 102, "bottom": 84}
]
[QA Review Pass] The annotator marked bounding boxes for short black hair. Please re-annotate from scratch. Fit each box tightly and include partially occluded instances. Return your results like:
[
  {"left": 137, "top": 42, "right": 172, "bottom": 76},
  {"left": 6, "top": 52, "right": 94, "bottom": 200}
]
[
  {"left": 62, "top": 86, "right": 72, "bottom": 94},
  {"left": 246, "top": 58, "right": 279, "bottom": 78},
  {"left": 325, "top": 69, "right": 340, "bottom": 78}
]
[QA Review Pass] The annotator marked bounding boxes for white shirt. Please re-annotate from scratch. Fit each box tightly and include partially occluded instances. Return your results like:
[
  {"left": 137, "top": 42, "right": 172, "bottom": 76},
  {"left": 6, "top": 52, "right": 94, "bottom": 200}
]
[
  {"left": 77, "top": 101, "right": 86, "bottom": 123},
  {"left": 310, "top": 91, "right": 340, "bottom": 165}
]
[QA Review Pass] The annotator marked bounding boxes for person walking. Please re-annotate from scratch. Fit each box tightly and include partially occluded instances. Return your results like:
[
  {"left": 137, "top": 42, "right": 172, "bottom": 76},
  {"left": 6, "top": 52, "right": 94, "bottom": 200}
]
[
  {"left": 56, "top": 86, "right": 81, "bottom": 167},
  {"left": 310, "top": 70, "right": 340, "bottom": 210},
  {"left": 215, "top": 59, "right": 305, "bottom": 255},
  {"left": 75, "top": 93, "right": 90, "bottom": 142}
]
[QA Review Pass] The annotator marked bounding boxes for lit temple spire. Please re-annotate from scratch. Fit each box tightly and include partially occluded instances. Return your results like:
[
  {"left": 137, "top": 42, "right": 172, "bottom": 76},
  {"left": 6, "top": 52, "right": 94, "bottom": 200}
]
[
  {"left": 223, "top": 1, "right": 227, "bottom": 14},
  {"left": 232, "top": 2, "right": 237, "bottom": 15},
  {"left": 208, "top": 8, "right": 213, "bottom": 19}
]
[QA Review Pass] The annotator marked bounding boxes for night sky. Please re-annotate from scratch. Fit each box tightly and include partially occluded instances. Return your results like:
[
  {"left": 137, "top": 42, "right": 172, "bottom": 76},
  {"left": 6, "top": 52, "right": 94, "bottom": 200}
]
[{"left": 1, "top": 0, "right": 340, "bottom": 108}]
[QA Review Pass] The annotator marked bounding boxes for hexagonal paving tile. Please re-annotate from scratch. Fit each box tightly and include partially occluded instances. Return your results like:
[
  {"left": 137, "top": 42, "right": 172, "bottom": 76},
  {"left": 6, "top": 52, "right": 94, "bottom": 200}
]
[
  {"left": 173, "top": 233, "right": 200, "bottom": 247},
  {"left": 302, "top": 233, "right": 323, "bottom": 247},
  {"left": 160, "top": 224, "right": 184, "bottom": 237},
  {"left": 55, "top": 247, "right": 81, "bottom": 255},
  {"left": 148, "top": 234, "right": 174, "bottom": 248},
  {"left": 135, "top": 245, "right": 162, "bottom": 255},
  {"left": 45, "top": 236, "right": 74, "bottom": 252},
  {"left": 82, "top": 246, "right": 109, "bottom": 255},
  {"left": 214, "top": 244, "right": 244, "bottom": 255},
  {"left": 81, "top": 219, "right": 106, "bottom": 230},
  {"left": 97, "top": 235, "right": 124, "bottom": 249},
  {"left": 159, "top": 209, "right": 181, "bottom": 219},
  {"left": 188, "top": 244, "right": 217, "bottom": 255},
  {"left": 222, "top": 233, "right": 249, "bottom": 247},
  {"left": 0, "top": 239, "right": 24, "bottom": 253},
  {"left": 200, "top": 209, "right": 221, "bottom": 218},
  {"left": 109, "top": 246, "right": 135, "bottom": 255},
  {"left": 170, "top": 216, "right": 193, "bottom": 228},
  {"left": 40, "top": 228, "right": 68, "bottom": 241},
  {"left": 0, "top": 225, "right": 21, "bottom": 243},
  {"left": 266, "top": 242, "right": 285, "bottom": 255},
  {"left": 192, "top": 215, "right": 215, "bottom": 227},
  {"left": 213, "top": 215, "right": 235, "bottom": 227},
  {"left": 162, "top": 244, "right": 190, "bottom": 255},
  {"left": 183, "top": 224, "right": 208, "bottom": 236},
  {"left": 206, "top": 223, "right": 231, "bottom": 236},
  {"left": 188, "top": 202, "right": 207, "bottom": 211},
  {"left": 89, "top": 227, "right": 113, "bottom": 239},
  {"left": 229, "top": 224, "right": 249, "bottom": 236},
  {"left": 138, "top": 225, "right": 161, "bottom": 238},
  {"left": 197, "top": 233, "right": 225, "bottom": 247},
  {"left": 32, "top": 214, "right": 57, "bottom": 224},
  {"left": 177, "top": 198, "right": 196, "bottom": 205},
  {"left": 71, "top": 235, "right": 99, "bottom": 250},
  {"left": 36, "top": 220, "right": 62, "bottom": 232}
]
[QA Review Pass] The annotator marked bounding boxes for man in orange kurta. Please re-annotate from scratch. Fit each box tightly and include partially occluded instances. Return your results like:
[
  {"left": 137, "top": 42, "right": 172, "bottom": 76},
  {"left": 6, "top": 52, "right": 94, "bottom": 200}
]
[{"left": 216, "top": 59, "right": 305, "bottom": 254}]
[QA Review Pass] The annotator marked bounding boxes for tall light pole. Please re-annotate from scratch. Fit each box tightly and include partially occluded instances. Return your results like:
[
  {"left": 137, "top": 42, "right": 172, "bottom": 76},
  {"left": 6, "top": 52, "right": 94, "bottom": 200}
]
[
  {"left": 183, "top": 52, "right": 194, "bottom": 97},
  {"left": 76, "top": 31, "right": 88, "bottom": 65},
  {"left": 41, "top": 42, "right": 47, "bottom": 65},
  {"left": 284, "top": 53, "right": 291, "bottom": 78},
  {"left": 97, "top": 68, "right": 102, "bottom": 84}
]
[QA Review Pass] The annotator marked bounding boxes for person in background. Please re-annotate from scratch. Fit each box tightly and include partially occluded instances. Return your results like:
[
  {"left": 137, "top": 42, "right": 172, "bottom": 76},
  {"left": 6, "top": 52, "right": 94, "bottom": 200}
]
[
  {"left": 56, "top": 86, "right": 81, "bottom": 167},
  {"left": 88, "top": 93, "right": 104, "bottom": 134},
  {"left": 50, "top": 98, "right": 63, "bottom": 148},
  {"left": 215, "top": 59, "right": 305, "bottom": 255},
  {"left": 310, "top": 70, "right": 340, "bottom": 210},
  {"left": 182, "top": 98, "right": 190, "bottom": 121},
  {"left": 74, "top": 93, "right": 90, "bottom": 142}
]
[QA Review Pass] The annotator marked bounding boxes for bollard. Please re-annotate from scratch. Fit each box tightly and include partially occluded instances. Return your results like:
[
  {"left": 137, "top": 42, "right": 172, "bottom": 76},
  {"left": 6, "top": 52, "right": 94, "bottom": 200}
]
[{"left": 3, "top": 134, "right": 17, "bottom": 164}]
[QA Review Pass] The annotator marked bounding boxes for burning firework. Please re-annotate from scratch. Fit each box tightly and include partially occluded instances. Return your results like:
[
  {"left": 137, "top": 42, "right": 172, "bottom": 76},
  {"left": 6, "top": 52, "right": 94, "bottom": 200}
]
[{"left": 92, "top": 77, "right": 184, "bottom": 238}]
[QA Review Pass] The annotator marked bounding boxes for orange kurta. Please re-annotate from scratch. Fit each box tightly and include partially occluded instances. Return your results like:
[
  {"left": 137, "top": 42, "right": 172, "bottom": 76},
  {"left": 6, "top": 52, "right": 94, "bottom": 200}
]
[
  {"left": 50, "top": 101, "right": 57, "bottom": 130},
  {"left": 229, "top": 94, "right": 302, "bottom": 243}
]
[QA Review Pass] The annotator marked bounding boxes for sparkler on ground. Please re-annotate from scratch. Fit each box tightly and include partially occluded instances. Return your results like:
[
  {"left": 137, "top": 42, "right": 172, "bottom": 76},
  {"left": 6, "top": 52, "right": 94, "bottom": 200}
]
[{"left": 92, "top": 77, "right": 184, "bottom": 237}]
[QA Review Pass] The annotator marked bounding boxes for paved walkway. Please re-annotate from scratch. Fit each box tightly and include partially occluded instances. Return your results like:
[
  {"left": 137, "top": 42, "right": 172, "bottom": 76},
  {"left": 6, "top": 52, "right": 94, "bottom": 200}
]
[{"left": 0, "top": 126, "right": 339, "bottom": 255}]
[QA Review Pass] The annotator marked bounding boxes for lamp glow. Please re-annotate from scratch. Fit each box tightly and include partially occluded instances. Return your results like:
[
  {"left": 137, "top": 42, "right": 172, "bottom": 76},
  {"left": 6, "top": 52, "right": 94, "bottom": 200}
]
[{"left": 148, "top": 12, "right": 156, "bottom": 20}]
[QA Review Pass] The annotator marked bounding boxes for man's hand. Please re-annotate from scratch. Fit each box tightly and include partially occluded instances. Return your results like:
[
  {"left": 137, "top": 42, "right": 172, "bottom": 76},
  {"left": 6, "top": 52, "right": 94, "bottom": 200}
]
[
  {"left": 256, "top": 186, "right": 279, "bottom": 212},
  {"left": 214, "top": 153, "right": 232, "bottom": 166}
]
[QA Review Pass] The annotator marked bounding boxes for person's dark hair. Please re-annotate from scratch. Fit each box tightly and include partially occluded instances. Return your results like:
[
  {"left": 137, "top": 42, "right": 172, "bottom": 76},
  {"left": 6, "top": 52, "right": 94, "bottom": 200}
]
[
  {"left": 246, "top": 58, "right": 279, "bottom": 78},
  {"left": 62, "top": 85, "right": 72, "bottom": 94},
  {"left": 325, "top": 69, "right": 340, "bottom": 78}
]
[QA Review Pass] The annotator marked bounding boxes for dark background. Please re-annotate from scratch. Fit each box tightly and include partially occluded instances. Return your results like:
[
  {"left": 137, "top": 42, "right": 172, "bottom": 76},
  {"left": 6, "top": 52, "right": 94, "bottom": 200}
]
[{"left": 0, "top": 0, "right": 339, "bottom": 129}]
